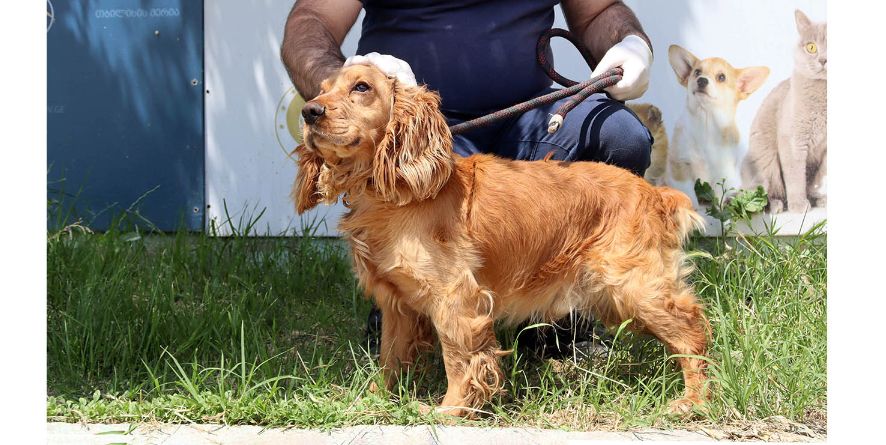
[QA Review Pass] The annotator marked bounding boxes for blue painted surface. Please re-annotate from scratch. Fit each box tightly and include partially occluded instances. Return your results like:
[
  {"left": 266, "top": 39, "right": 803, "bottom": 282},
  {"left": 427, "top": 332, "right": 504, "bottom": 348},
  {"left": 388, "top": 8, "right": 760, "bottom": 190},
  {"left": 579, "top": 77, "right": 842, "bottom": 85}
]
[{"left": 47, "top": 0, "right": 204, "bottom": 231}]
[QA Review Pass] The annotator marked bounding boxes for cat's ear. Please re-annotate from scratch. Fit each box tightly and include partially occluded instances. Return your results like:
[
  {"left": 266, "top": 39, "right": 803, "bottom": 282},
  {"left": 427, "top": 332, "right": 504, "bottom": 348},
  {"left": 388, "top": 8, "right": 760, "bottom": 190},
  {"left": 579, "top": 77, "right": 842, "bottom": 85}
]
[
  {"left": 668, "top": 45, "right": 698, "bottom": 87},
  {"left": 795, "top": 10, "right": 812, "bottom": 32},
  {"left": 736, "top": 66, "right": 771, "bottom": 100}
]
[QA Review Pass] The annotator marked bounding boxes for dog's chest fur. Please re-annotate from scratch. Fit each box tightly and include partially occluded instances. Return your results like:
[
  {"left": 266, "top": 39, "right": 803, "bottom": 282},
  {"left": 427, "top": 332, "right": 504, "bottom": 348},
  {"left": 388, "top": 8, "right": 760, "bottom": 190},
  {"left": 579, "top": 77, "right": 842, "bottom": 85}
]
[
  {"left": 670, "top": 107, "right": 743, "bottom": 191},
  {"left": 337, "top": 193, "right": 479, "bottom": 313}
]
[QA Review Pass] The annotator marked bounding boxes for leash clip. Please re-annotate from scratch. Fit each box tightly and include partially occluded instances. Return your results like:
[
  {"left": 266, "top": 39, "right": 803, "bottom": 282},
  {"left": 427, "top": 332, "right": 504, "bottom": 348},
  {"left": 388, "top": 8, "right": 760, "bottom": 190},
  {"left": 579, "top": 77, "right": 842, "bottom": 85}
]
[{"left": 547, "top": 115, "right": 564, "bottom": 134}]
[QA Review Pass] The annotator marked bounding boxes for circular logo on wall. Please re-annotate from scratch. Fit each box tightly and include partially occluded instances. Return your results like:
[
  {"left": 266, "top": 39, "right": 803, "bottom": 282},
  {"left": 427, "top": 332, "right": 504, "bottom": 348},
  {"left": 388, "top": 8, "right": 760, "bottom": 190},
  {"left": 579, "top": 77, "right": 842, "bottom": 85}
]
[
  {"left": 47, "top": 0, "right": 55, "bottom": 32},
  {"left": 274, "top": 87, "right": 306, "bottom": 160}
]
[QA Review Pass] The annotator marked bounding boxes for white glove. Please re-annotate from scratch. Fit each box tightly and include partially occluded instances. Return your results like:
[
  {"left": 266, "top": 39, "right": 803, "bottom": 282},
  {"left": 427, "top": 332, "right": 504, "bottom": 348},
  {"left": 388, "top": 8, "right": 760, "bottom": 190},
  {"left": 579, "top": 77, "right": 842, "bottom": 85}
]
[
  {"left": 589, "top": 35, "right": 653, "bottom": 101},
  {"left": 343, "top": 52, "right": 417, "bottom": 87}
]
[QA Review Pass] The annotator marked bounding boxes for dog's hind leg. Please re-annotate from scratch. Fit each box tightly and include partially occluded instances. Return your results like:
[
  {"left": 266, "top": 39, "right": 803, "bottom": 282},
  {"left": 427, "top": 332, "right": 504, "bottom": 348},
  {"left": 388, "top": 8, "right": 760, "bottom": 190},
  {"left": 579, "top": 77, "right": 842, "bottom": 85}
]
[
  {"left": 596, "top": 271, "right": 709, "bottom": 415},
  {"left": 633, "top": 286, "right": 710, "bottom": 414}
]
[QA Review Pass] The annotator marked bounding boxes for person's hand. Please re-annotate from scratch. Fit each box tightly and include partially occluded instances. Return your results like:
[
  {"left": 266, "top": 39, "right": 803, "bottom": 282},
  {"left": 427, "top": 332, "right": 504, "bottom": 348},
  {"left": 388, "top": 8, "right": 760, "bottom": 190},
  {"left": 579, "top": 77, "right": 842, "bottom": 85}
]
[
  {"left": 589, "top": 35, "right": 653, "bottom": 101},
  {"left": 344, "top": 52, "right": 417, "bottom": 87}
]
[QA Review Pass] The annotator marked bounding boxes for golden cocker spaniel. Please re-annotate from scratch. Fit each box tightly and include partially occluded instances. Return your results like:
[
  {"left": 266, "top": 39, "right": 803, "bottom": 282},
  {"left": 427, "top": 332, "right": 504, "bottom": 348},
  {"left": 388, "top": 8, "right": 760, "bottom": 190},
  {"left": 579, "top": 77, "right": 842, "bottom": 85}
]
[{"left": 293, "top": 64, "right": 710, "bottom": 417}]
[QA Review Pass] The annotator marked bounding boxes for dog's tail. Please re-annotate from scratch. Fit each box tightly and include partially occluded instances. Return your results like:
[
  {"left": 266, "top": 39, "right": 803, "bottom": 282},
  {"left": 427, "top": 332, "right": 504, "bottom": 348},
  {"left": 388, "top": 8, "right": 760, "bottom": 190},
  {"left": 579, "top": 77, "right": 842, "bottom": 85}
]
[{"left": 658, "top": 187, "right": 705, "bottom": 242}]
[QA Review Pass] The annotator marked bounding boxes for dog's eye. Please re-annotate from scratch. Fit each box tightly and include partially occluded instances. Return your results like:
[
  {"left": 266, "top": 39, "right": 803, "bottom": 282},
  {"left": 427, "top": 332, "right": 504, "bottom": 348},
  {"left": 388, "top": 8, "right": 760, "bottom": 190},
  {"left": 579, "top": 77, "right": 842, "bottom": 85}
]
[
  {"left": 717, "top": 73, "right": 726, "bottom": 82},
  {"left": 353, "top": 82, "right": 371, "bottom": 93},
  {"left": 694, "top": 69, "right": 701, "bottom": 77}
]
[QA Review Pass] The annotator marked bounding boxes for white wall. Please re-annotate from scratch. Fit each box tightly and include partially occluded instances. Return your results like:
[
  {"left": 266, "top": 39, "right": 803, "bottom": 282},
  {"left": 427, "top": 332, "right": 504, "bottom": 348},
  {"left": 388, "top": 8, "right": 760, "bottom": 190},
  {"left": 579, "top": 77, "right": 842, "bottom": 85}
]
[
  {"left": 205, "top": 0, "right": 825, "bottom": 236},
  {"left": 204, "top": 0, "right": 364, "bottom": 235}
]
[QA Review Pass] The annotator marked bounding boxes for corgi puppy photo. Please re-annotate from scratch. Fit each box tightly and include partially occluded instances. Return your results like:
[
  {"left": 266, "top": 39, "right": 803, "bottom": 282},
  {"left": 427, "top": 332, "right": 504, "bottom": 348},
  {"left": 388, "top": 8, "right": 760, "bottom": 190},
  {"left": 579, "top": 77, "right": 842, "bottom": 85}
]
[{"left": 665, "top": 45, "right": 770, "bottom": 207}]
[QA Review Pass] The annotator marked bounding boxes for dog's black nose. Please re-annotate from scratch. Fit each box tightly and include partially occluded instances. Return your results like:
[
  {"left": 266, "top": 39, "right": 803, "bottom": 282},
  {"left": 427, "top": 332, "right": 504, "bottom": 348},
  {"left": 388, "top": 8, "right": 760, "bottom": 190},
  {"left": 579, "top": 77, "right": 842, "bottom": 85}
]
[
  {"left": 696, "top": 77, "right": 708, "bottom": 89},
  {"left": 301, "top": 102, "right": 325, "bottom": 125}
]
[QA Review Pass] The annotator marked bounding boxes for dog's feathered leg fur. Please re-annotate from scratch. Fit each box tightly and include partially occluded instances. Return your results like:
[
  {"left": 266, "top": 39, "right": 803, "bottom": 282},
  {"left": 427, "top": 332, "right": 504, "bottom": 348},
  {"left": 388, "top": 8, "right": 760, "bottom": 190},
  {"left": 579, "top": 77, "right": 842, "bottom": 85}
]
[
  {"left": 429, "top": 273, "right": 506, "bottom": 417},
  {"left": 376, "top": 286, "right": 436, "bottom": 390}
]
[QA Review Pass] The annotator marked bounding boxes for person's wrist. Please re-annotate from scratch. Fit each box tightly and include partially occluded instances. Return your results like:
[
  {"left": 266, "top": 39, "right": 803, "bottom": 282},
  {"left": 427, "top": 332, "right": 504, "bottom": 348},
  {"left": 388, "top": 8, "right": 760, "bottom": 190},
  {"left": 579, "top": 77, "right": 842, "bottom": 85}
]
[
  {"left": 317, "top": 63, "right": 343, "bottom": 82},
  {"left": 298, "top": 60, "right": 344, "bottom": 100},
  {"left": 622, "top": 34, "right": 653, "bottom": 65}
]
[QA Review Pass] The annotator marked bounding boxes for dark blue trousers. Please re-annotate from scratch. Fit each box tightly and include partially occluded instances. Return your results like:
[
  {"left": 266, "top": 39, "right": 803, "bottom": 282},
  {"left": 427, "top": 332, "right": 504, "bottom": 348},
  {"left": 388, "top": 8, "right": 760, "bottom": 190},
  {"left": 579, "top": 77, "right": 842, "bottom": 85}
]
[{"left": 446, "top": 90, "right": 653, "bottom": 176}]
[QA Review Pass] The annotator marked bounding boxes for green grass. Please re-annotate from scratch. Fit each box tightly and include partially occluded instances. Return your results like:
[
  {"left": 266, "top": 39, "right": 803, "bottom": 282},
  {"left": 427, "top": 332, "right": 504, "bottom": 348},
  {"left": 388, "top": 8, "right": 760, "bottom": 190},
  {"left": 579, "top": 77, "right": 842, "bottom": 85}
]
[{"left": 46, "top": 216, "right": 826, "bottom": 431}]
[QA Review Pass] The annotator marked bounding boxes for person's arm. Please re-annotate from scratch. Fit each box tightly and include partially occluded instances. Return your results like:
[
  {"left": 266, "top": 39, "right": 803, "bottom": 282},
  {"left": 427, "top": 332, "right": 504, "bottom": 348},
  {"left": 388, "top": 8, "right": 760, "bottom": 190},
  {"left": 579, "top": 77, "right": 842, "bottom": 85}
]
[
  {"left": 561, "top": 0, "right": 650, "bottom": 62},
  {"left": 280, "top": 0, "right": 362, "bottom": 100},
  {"left": 562, "top": 0, "right": 653, "bottom": 101}
]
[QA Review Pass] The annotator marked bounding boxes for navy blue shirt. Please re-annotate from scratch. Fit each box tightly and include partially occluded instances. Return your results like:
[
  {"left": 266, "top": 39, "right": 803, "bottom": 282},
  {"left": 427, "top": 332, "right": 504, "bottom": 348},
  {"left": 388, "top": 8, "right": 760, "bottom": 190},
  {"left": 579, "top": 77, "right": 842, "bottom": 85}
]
[{"left": 357, "top": 0, "right": 559, "bottom": 115}]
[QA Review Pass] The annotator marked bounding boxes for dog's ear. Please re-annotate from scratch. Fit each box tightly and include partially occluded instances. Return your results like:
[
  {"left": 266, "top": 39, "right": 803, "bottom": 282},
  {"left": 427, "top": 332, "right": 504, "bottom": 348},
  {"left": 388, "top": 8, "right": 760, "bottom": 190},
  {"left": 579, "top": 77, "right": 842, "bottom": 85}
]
[
  {"left": 646, "top": 105, "right": 662, "bottom": 125},
  {"left": 795, "top": 9, "right": 812, "bottom": 32},
  {"left": 373, "top": 82, "right": 454, "bottom": 205},
  {"left": 736, "top": 66, "right": 770, "bottom": 100},
  {"left": 291, "top": 144, "right": 324, "bottom": 214},
  {"left": 668, "top": 45, "right": 698, "bottom": 87}
]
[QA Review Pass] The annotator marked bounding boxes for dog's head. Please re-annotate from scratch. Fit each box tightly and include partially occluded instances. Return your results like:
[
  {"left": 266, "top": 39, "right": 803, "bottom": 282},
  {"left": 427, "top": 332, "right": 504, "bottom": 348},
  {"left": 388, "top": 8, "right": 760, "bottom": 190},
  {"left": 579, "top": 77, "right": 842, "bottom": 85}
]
[
  {"left": 292, "top": 64, "right": 453, "bottom": 213},
  {"left": 668, "top": 45, "right": 769, "bottom": 115}
]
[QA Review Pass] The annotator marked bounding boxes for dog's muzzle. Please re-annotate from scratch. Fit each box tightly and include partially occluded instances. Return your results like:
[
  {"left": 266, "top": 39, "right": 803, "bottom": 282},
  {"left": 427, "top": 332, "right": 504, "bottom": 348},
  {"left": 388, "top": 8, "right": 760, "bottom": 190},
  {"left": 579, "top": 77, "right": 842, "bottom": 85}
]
[{"left": 302, "top": 102, "right": 326, "bottom": 125}]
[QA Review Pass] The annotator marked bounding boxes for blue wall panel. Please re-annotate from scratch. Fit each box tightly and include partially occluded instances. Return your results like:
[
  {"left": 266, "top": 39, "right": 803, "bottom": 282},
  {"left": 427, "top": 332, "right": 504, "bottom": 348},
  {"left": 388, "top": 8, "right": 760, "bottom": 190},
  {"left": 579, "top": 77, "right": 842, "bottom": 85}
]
[{"left": 48, "top": 0, "right": 204, "bottom": 231}]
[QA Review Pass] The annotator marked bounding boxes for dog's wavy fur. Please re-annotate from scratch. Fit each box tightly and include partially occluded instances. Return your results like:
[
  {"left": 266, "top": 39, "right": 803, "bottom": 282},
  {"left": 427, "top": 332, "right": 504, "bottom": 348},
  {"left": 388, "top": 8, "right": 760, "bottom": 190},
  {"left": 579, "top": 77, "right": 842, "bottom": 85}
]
[{"left": 293, "top": 65, "right": 710, "bottom": 416}]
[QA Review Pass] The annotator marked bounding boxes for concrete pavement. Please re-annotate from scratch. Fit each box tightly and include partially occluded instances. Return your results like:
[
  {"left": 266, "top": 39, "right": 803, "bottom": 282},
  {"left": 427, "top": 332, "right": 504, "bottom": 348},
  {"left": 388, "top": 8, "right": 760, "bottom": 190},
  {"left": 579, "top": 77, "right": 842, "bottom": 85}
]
[
  {"left": 47, "top": 422, "right": 823, "bottom": 444},
  {"left": 47, "top": 422, "right": 715, "bottom": 444}
]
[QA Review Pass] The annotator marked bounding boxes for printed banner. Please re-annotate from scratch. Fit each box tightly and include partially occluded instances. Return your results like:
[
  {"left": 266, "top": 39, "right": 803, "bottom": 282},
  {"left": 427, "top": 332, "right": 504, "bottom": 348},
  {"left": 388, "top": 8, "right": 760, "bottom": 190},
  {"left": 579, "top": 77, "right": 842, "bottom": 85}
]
[{"left": 205, "top": 0, "right": 826, "bottom": 236}]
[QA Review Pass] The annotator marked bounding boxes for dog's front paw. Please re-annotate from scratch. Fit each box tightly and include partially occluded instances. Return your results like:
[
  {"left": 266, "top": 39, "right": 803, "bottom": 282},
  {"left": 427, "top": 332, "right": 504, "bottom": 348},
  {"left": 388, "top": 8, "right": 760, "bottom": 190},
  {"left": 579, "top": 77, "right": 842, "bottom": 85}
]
[
  {"left": 435, "top": 405, "right": 470, "bottom": 419},
  {"left": 787, "top": 199, "right": 811, "bottom": 214},
  {"left": 412, "top": 402, "right": 462, "bottom": 424},
  {"left": 667, "top": 397, "right": 702, "bottom": 416}
]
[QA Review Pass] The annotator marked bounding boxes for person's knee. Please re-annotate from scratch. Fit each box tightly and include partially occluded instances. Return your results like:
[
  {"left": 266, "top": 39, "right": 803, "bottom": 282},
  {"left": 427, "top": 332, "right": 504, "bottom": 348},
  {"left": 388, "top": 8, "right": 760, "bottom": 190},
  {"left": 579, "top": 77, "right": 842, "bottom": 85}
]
[{"left": 598, "top": 109, "right": 653, "bottom": 176}]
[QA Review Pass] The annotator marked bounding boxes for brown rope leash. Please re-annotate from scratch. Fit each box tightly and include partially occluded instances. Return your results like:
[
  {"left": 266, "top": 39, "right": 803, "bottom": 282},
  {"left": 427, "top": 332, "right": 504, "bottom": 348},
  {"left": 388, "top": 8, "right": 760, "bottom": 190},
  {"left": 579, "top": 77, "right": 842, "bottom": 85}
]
[{"left": 449, "top": 28, "right": 623, "bottom": 136}]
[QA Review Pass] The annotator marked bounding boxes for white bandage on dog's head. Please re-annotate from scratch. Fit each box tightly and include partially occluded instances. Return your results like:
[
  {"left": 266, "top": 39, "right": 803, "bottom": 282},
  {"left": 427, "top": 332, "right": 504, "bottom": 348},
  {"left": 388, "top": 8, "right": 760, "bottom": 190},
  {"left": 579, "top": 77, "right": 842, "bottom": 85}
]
[{"left": 343, "top": 52, "right": 417, "bottom": 87}]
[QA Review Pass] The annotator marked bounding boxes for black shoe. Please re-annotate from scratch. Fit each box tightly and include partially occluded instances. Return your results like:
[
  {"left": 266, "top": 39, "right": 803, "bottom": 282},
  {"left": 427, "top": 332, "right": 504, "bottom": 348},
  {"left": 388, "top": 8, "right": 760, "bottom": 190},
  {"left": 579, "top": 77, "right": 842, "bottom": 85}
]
[
  {"left": 516, "top": 314, "right": 611, "bottom": 360},
  {"left": 364, "top": 304, "right": 382, "bottom": 358}
]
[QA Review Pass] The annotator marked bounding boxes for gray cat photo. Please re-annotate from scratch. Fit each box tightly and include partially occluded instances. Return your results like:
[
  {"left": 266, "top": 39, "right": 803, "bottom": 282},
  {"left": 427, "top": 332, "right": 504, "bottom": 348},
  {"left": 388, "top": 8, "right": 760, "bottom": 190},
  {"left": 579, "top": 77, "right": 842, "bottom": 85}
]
[{"left": 741, "top": 9, "right": 827, "bottom": 214}]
